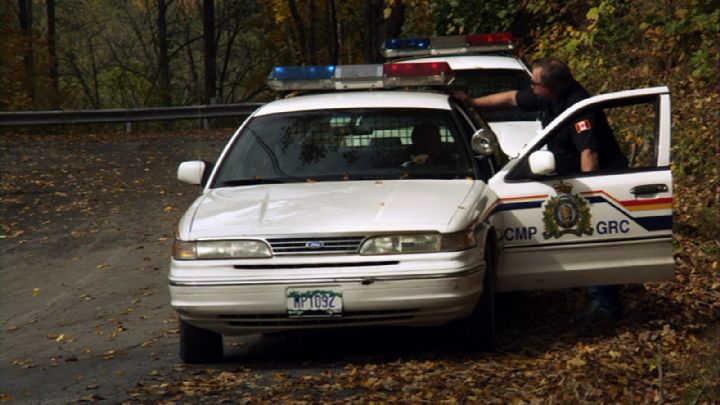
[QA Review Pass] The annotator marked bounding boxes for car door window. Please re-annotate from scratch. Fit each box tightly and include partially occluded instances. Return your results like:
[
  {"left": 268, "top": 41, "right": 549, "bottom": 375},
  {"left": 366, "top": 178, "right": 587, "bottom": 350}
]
[
  {"left": 506, "top": 96, "right": 666, "bottom": 181},
  {"left": 605, "top": 102, "right": 659, "bottom": 169}
]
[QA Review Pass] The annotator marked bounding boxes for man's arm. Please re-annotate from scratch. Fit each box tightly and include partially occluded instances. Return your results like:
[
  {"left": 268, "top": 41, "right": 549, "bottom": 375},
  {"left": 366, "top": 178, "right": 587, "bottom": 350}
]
[
  {"left": 581, "top": 149, "right": 599, "bottom": 172},
  {"left": 452, "top": 90, "right": 518, "bottom": 109}
]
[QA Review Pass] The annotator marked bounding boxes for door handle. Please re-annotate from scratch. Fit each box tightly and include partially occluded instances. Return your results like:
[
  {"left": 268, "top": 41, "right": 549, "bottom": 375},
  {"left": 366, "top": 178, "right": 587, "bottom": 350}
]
[{"left": 631, "top": 184, "right": 668, "bottom": 195}]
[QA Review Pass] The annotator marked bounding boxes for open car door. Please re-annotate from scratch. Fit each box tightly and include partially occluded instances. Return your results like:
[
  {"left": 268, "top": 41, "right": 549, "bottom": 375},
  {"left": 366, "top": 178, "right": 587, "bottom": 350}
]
[{"left": 489, "top": 86, "right": 674, "bottom": 291}]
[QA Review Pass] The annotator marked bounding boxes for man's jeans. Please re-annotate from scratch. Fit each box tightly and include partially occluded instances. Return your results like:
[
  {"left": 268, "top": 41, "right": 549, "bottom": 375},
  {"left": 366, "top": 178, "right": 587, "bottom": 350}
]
[{"left": 587, "top": 285, "right": 623, "bottom": 318}]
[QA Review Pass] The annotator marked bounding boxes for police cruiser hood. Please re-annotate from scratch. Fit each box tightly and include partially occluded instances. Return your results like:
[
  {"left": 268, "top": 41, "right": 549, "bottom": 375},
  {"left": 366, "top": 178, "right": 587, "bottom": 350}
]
[{"left": 178, "top": 180, "right": 486, "bottom": 239}]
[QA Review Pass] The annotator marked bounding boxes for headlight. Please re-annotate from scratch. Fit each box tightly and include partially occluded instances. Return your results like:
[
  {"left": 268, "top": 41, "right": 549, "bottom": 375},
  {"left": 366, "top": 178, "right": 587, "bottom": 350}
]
[
  {"left": 359, "top": 230, "right": 476, "bottom": 255},
  {"left": 173, "top": 239, "right": 272, "bottom": 260}
]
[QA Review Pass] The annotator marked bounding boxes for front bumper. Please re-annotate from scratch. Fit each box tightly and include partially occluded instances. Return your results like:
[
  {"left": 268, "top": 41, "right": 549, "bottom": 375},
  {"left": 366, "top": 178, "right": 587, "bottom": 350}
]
[{"left": 169, "top": 250, "right": 485, "bottom": 334}]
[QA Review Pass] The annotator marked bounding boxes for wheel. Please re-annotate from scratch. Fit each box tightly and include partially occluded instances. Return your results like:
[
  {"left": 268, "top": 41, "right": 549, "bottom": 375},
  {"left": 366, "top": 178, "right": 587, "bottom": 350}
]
[
  {"left": 458, "top": 239, "right": 497, "bottom": 351},
  {"left": 179, "top": 318, "right": 223, "bottom": 364}
]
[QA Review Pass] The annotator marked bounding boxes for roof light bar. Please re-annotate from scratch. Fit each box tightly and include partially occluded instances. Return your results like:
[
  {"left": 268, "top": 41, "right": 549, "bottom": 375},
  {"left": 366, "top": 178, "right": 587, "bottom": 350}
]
[
  {"left": 266, "top": 62, "right": 454, "bottom": 91},
  {"left": 382, "top": 32, "right": 514, "bottom": 58}
]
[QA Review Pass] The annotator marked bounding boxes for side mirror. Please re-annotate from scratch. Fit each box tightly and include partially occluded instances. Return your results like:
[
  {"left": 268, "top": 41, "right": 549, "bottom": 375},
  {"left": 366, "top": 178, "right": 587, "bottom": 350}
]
[
  {"left": 177, "top": 161, "right": 207, "bottom": 185},
  {"left": 528, "top": 150, "right": 556, "bottom": 176},
  {"left": 471, "top": 129, "right": 495, "bottom": 156}
]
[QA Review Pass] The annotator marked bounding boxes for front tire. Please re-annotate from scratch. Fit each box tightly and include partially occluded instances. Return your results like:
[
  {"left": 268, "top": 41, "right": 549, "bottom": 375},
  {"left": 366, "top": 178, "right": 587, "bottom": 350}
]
[
  {"left": 179, "top": 318, "right": 223, "bottom": 364},
  {"left": 458, "top": 240, "right": 497, "bottom": 351}
]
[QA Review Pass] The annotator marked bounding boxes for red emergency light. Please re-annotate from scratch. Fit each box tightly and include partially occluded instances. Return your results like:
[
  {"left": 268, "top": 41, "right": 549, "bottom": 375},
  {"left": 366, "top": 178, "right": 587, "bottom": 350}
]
[
  {"left": 384, "top": 62, "right": 452, "bottom": 77},
  {"left": 384, "top": 62, "right": 453, "bottom": 87},
  {"left": 465, "top": 32, "right": 513, "bottom": 46}
]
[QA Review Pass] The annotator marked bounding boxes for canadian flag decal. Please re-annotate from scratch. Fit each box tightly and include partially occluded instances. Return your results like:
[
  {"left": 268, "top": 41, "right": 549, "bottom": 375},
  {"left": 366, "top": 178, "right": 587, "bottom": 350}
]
[{"left": 574, "top": 119, "right": 592, "bottom": 133}]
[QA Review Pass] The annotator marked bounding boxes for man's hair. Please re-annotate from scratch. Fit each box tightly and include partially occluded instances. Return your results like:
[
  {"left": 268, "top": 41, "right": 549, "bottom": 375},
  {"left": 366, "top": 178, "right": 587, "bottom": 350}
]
[{"left": 532, "top": 57, "right": 575, "bottom": 93}]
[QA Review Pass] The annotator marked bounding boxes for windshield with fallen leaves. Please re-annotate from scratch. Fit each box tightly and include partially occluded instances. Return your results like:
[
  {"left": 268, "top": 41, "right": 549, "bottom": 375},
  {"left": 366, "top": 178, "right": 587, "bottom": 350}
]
[{"left": 212, "top": 108, "right": 475, "bottom": 187}]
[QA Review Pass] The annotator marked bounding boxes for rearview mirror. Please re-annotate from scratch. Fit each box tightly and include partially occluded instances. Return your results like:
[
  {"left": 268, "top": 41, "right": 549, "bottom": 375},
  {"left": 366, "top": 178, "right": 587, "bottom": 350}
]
[
  {"left": 528, "top": 150, "right": 556, "bottom": 176},
  {"left": 177, "top": 161, "right": 207, "bottom": 185},
  {"left": 471, "top": 129, "right": 495, "bottom": 156}
]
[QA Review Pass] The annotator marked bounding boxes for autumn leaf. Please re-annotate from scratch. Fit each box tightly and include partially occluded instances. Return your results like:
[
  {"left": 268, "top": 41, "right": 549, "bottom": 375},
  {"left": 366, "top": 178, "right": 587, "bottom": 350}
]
[{"left": 566, "top": 357, "right": 586, "bottom": 368}]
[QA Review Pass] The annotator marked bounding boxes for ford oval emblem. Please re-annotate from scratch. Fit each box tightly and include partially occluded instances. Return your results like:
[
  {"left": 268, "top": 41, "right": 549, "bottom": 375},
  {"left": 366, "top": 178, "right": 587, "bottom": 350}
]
[{"left": 305, "top": 241, "right": 325, "bottom": 249}]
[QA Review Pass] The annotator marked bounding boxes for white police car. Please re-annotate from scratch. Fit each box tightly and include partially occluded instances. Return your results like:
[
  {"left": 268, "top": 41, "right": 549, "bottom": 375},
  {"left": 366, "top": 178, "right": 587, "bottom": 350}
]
[
  {"left": 383, "top": 33, "right": 540, "bottom": 156},
  {"left": 170, "top": 62, "right": 674, "bottom": 363}
]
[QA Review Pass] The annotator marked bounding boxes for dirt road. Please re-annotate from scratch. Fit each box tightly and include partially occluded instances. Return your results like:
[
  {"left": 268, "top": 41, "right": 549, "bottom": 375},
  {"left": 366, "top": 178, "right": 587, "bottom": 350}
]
[{"left": 1, "top": 129, "right": 717, "bottom": 403}]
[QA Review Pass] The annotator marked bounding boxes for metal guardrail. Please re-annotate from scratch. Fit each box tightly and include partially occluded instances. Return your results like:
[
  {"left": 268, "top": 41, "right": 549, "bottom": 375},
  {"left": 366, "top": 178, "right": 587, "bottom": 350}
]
[{"left": 0, "top": 102, "right": 264, "bottom": 127}]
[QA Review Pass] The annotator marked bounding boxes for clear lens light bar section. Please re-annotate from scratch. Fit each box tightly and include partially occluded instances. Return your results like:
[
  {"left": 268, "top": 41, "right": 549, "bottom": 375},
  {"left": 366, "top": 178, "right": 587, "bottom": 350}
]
[
  {"left": 267, "top": 62, "right": 453, "bottom": 91},
  {"left": 382, "top": 32, "right": 514, "bottom": 58},
  {"left": 334, "top": 64, "right": 384, "bottom": 90}
]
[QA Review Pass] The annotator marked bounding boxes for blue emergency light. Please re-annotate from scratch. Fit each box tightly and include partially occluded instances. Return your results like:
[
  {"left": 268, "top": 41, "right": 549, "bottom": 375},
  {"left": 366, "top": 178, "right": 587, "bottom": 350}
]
[
  {"left": 269, "top": 65, "right": 335, "bottom": 81},
  {"left": 383, "top": 38, "right": 430, "bottom": 50},
  {"left": 267, "top": 62, "right": 454, "bottom": 91}
]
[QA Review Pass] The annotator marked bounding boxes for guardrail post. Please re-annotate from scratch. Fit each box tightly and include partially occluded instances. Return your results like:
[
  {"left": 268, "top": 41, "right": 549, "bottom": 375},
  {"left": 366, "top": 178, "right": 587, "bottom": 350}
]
[{"left": 126, "top": 122, "right": 133, "bottom": 133}]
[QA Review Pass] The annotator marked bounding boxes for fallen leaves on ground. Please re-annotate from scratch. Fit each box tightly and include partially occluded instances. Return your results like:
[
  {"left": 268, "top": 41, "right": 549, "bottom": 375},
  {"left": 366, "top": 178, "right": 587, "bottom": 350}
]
[{"left": 2, "top": 129, "right": 717, "bottom": 403}]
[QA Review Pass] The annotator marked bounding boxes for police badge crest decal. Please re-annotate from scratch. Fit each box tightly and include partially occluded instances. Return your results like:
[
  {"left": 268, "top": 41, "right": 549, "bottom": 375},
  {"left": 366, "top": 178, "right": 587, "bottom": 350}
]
[{"left": 542, "top": 182, "right": 593, "bottom": 239}]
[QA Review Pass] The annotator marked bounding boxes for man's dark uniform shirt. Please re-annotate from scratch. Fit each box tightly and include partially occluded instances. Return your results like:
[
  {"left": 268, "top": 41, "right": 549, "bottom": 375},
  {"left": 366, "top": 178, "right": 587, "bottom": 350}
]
[{"left": 515, "top": 81, "right": 628, "bottom": 174}]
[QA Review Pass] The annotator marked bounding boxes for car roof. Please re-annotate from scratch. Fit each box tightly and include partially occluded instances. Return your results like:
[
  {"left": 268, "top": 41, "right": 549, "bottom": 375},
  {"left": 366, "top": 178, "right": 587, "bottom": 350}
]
[
  {"left": 398, "top": 55, "right": 529, "bottom": 72},
  {"left": 255, "top": 91, "right": 452, "bottom": 116}
]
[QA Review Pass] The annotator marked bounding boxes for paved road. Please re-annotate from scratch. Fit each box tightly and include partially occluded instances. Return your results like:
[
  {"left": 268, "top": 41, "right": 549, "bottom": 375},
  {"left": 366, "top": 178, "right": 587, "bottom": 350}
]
[{"left": 0, "top": 130, "right": 232, "bottom": 403}]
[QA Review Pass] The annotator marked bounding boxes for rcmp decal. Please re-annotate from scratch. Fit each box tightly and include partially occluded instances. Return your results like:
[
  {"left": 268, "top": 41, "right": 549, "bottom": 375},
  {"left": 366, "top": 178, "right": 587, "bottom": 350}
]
[
  {"left": 492, "top": 189, "right": 672, "bottom": 243},
  {"left": 542, "top": 182, "right": 593, "bottom": 239}
]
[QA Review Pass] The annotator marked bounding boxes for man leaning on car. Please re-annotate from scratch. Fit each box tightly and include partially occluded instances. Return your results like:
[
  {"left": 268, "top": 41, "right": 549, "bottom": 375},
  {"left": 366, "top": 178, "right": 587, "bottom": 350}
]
[{"left": 453, "top": 57, "right": 628, "bottom": 320}]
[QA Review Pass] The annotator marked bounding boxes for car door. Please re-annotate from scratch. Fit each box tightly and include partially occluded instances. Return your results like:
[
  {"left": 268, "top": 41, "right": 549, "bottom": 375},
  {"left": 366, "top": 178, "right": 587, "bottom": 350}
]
[{"left": 488, "top": 86, "right": 674, "bottom": 291}]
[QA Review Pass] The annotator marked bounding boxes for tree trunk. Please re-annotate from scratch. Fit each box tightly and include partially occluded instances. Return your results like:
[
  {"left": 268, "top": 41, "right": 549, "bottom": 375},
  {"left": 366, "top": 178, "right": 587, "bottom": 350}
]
[
  {"left": 46, "top": 0, "right": 59, "bottom": 108},
  {"left": 202, "top": 0, "right": 216, "bottom": 104},
  {"left": 326, "top": 0, "right": 339, "bottom": 64},
  {"left": 363, "top": 0, "right": 384, "bottom": 63},
  {"left": 157, "top": 0, "right": 171, "bottom": 106},
  {"left": 307, "top": 0, "right": 317, "bottom": 64},
  {"left": 384, "top": 1, "right": 405, "bottom": 40},
  {"left": 286, "top": 0, "right": 308, "bottom": 64},
  {"left": 18, "top": 0, "right": 35, "bottom": 107}
]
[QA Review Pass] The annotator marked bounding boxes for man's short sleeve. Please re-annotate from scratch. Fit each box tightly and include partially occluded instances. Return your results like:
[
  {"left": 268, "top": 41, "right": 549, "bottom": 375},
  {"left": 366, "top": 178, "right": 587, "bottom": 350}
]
[
  {"left": 515, "top": 87, "right": 540, "bottom": 111},
  {"left": 570, "top": 112, "right": 602, "bottom": 152}
]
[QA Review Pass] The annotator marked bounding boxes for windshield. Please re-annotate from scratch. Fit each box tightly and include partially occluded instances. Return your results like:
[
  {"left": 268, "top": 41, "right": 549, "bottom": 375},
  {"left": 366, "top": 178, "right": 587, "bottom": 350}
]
[
  {"left": 454, "top": 69, "right": 538, "bottom": 123},
  {"left": 212, "top": 108, "right": 475, "bottom": 187}
]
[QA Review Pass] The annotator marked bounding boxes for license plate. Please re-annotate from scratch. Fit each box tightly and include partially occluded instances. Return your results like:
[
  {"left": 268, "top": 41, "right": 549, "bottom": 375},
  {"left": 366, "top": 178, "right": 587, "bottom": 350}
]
[{"left": 287, "top": 288, "right": 343, "bottom": 317}]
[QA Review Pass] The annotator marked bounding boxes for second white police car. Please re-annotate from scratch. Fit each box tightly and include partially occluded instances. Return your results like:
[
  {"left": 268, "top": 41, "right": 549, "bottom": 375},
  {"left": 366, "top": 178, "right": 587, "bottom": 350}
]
[
  {"left": 383, "top": 32, "right": 541, "bottom": 155},
  {"left": 170, "top": 61, "right": 674, "bottom": 363}
]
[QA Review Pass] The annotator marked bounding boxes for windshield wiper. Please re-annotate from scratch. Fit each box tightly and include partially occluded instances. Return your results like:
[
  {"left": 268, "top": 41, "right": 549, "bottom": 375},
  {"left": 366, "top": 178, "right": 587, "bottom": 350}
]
[
  {"left": 400, "top": 171, "right": 475, "bottom": 180},
  {"left": 222, "top": 177, "right": 304, "bottom": 186}
]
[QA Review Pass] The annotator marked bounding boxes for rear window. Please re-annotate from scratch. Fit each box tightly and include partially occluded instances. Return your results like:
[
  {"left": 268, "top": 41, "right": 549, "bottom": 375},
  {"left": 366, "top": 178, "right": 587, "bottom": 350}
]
[
  {"left": 212, "top": 108, "right": 475, "bottom": 187},
  {"left": 454, "top": 69, "right": 538, "bottom": 123}
]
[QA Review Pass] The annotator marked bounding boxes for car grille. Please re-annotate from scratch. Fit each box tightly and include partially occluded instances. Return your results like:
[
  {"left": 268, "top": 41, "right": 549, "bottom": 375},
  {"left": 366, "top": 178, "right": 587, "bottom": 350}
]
[{"left": 267, "top": 236, "right": 365, "bottom": 255}]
